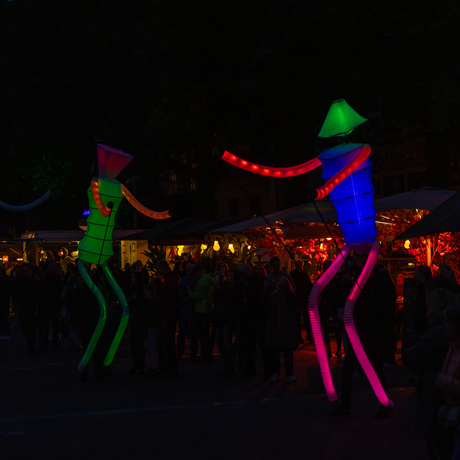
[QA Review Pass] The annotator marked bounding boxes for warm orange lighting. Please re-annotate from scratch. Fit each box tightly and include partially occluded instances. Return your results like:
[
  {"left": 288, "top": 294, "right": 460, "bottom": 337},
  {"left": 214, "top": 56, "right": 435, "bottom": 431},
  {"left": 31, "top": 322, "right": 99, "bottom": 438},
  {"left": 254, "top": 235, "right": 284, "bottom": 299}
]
[
  {"left": 213, "top": 241, "right": 220, "bottom": 251},
  {"left": 228, "top": 244, "right": 235, "bottom": 253},
  {"left": 121, "top": 184, "right": 170, "bottom": 219},
  {"left": 404, "top": 240, "right": 411, "bottom": 249},
  {"left": 91, "top": 179, "right": 112, "bottom": 217}
]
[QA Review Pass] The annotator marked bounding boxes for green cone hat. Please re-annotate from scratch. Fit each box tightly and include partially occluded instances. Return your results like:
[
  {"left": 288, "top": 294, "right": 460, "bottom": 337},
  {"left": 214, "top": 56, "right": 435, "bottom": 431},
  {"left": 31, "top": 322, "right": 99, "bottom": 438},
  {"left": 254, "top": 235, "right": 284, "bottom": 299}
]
[{"left": 318, "top": 99, "right": 368, "bottom": 138}]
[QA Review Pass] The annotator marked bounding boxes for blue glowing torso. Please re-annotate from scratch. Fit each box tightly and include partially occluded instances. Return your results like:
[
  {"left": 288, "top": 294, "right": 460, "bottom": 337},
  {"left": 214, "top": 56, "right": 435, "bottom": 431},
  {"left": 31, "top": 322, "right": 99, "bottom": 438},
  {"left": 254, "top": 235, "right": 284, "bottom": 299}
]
[{"left": 318, "top": 143, "right": 377, "bottom": 245}]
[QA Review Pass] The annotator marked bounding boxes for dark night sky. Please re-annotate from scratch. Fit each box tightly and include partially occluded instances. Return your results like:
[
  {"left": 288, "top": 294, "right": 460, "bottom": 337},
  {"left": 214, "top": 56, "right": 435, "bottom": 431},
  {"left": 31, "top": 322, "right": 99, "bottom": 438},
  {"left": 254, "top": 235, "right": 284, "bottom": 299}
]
[{"left": 1, "top": 0, "right": 459, "bottom": 233}]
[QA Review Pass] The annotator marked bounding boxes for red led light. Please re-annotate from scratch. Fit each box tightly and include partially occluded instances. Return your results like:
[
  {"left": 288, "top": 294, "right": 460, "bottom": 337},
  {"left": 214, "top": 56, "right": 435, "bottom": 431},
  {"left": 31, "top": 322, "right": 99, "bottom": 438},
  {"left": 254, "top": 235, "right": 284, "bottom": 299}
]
[
  {"left": 316, "top": 144, "right": 371, "bottom": 199},
  {"left": 222, "top": 151, "right": 321, "bottom": 177}
]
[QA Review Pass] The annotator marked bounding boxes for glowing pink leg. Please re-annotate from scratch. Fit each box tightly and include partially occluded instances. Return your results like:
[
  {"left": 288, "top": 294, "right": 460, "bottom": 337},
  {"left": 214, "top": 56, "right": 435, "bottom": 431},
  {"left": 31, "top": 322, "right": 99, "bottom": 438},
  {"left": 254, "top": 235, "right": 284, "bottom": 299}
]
[
  {"left": 308, "top": 245, "right": 352, "bottom": 401},
  {"left": 343, "top": 240, "right": 393, "bottom": 407}
]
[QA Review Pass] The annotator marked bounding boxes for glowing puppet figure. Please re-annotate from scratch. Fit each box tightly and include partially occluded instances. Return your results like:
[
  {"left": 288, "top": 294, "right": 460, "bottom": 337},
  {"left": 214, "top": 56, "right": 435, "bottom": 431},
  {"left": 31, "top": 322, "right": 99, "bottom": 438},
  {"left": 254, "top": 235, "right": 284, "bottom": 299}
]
[
  {"left": 76, "top": 144, "right": 171, "bottom": 373},
  {"left": 221, "top": 100, "right": 392, "bottom": 407}
]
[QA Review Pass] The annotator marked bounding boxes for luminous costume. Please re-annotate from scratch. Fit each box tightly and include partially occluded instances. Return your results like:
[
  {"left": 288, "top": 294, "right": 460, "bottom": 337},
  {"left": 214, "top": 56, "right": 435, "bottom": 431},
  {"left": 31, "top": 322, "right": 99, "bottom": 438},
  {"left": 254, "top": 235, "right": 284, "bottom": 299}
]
[
  {"left": 77, "top": 144, "right": 170, "bottom": 373},
  {"left": 221, "top": 100, "right": 393, "bottom": 407}
]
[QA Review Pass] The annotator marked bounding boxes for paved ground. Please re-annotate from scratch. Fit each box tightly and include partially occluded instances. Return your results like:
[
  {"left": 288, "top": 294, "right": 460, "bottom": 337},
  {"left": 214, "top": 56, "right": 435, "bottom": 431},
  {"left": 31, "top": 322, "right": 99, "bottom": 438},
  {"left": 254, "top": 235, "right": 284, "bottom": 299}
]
[{"left": 1, "top": 319, "right": 428, "bottom": 460}]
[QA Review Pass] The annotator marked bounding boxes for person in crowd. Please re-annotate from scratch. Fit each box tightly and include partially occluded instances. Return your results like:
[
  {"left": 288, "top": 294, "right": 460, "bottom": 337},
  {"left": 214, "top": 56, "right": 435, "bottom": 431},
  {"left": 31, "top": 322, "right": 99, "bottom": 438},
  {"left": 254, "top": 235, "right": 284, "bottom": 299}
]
[
  {"left": 173, "top": 260, "right": 185, "bottom": 280},
  {"left": 214, "top": 270, "right": 241, "bottom": 376},
  {"left": 403, "top": 287, "right": 458, "bottom": 460},
  {"left": 134, "top": 260, "right": 150, "bottom": 285},
  {"left": 156, "top": 260, "right": 181, "bottom": 377},
  {"left": 234, "top": 264, "right": 261, "bottom": 377},
  {"left": 12, "top": 266, "right": 38, "bottom": 353},
  {"left": 62, "top": 269, "right": 82, "bottom": 353},
  {"left": 37, "top": 262, "right": 63, "bottom": 351},
  {"left": 59, "top": 247, "right": 76, "bottom": 274},
  {"left": 264, "top": 276, "right": 300, "bottom": 383},
  {"left": 373, "top": 265, "right": 398, "bottom": 366},
  {"left": 214, "top": 261, "right": 229, "bottom": 279},
  {"left": 127, "top": 271, "right": 146, "bottom": 374},
  {"left": 265, "top": 257, "right": 296, "bottom": 293},
  {"left": 290, "top": 259, "right": 314, "bottom": 342},
  {"left": 143, "top": 282, "right": 162, "bottom": 377},
  {"left": 187, "top": 265, "right": 214, "bottom": 363},
  {"left": 411, "top": 265, "right": 433, "bottom": 340},
  {"left": 0, "top": 268, "right": 11, "bottom": 339},
  {"left": 250, "top": 264, "right": 272, "bottom": 378},
  {"left": 331, "top": 253, "right": 391, "bottom": 418},
  {"left": 264, "top": 262, "right": 273, "bottom": 276},
  {"left": 434, "top": 303, "right": 460, "bottom": 459},
  {"left": 177, "top": 264, "right": 197, "bottom": 360}
]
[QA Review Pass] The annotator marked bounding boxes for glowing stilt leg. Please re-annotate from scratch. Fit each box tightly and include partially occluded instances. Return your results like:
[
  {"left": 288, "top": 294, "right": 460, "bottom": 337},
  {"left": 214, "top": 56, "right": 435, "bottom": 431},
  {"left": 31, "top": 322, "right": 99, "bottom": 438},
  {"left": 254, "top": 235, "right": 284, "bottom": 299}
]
[
  {"left": 308, "top": 245, "right": 352, "bottom": 401},
  {"left": 77, "top": 259, "right": 107, "bottom": 373},
  {"left": 100, "top": 262, "right": 129, "bottom": 367},
  {"left": 343, "top": 240, "right": 393, "bottom": 407}
]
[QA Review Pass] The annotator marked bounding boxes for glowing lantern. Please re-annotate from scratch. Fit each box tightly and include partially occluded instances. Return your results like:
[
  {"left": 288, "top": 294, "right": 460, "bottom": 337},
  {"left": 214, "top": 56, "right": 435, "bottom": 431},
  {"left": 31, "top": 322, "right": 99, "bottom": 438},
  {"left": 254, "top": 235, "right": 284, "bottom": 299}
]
[
  {"left": 247, "top": 245, "right": 251, "bottom": 250},
  {"left": 200, "top": 244, "right": 207, "bottom": 253},
  {"left": 228, "top": 244, "right": 235, "bottom": 253},
  {"left": 2, "top": 256, "right": 8, "bottom": 263},
  {"left": 318, "top": 99, "right": 368, "bottom": 138},
  {"left": 404, "top": 240, "right": 411, "bottom": 249},
  {"left": 213, "top": 241, "right": 220, "bottom": 251}
]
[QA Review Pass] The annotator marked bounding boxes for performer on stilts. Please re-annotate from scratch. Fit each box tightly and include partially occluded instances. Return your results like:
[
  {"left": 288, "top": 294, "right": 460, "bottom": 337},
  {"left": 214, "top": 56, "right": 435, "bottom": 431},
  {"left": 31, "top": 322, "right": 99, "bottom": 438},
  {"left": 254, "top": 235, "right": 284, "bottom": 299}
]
[
  {"left": 76, "top": 144, "right": 170, "bottom": 374},
  {"left": 221, "top": 99, "right": 393, "bottom": 408}
]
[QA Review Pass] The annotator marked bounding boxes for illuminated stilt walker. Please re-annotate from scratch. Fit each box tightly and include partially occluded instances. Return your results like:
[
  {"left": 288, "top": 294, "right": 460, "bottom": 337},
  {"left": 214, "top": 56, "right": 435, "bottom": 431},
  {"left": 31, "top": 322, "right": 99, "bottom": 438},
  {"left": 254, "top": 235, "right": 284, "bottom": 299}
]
[
  {"left": 77, "top": 144, "right": 171, "bottom": 373},
  {"left": 221, "top": 100, "right": 392, "bottom": 407}
]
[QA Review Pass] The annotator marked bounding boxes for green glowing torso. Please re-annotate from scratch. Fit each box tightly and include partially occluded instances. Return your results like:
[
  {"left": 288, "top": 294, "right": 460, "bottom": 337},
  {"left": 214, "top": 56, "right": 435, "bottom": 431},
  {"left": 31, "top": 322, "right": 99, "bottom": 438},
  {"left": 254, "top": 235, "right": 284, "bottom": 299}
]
[{"left": 78, "top": 178, "right": 123, "bottom": 265}]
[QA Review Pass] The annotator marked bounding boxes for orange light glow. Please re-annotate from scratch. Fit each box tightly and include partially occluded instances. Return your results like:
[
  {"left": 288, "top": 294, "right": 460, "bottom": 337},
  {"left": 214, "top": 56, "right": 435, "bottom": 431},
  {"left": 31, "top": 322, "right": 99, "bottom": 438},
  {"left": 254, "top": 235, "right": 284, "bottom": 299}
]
[
  {"left": 121, "top": 184, "right": 171, "bottom": 219},
  {"left": 91, "top": 179, "right": 112, "bottom": 217}
]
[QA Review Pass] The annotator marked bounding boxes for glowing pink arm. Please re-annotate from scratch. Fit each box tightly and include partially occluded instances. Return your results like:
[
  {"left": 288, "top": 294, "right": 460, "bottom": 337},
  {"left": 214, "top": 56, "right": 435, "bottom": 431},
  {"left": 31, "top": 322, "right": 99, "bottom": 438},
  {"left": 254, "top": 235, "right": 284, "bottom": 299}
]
[
  {"left": 308, "top": 245, "right": 352, "bottom": 401},
  {"left": 343, "top": 240, "right": 393, "bottom": 407},
  {"left": 121, "top": 184, "right": 171, "bottom": 219},
  {"left": 222, "top": 150, "right": 321, "bottom": 177},
  {"left": 313, "top": 144, "right": 372, "bottom": 200}
]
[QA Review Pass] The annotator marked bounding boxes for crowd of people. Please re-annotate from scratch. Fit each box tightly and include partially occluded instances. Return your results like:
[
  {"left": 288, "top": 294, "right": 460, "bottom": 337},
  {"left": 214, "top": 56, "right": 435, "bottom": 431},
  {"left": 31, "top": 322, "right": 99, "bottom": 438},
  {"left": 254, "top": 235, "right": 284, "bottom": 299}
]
[{"left": 3, "top": 253, "right": 460, "bottom": 459}]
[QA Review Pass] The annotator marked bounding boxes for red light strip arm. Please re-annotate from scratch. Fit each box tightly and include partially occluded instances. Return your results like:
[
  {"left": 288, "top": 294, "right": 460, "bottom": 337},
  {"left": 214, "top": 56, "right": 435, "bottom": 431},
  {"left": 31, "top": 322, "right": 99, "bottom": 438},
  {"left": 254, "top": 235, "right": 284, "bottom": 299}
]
[
  {"left": 314, "top": 144, "right": 372, "bottom": 200},
  {"left": 222, "top": 150, "right": 321, "bottom": 177},
  {"left": 91, "top": 179, "right": 112, "bottom": 217},
  {"left": 121, "top": 184, "right": 171, "bottom": 220}
]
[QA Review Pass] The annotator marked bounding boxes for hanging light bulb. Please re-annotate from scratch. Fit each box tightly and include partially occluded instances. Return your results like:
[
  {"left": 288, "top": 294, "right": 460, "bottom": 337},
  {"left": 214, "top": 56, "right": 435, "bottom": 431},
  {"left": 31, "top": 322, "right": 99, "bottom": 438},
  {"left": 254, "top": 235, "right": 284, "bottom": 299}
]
[
  {"left": 213, "top": 241, "right": 220, "bottom": 251},
  {"left": 320, "top": 243, "right": 324, "bottom": 250},
  {"left": 177, "top": 245, "right": 184, "bottom": 256},
  {"left": 247, "top": 245, "right": 251, "bottom": 250},
  {"left": 200, "top": 244, "right": 207, "bottom": 253},
  {"left": 228, "top": 244, "right": 235, "bottom": 253},
  {"left": 404, "top": 240, "right": 411, "bottom": 250}
]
